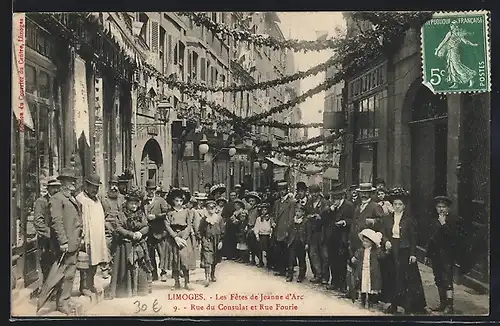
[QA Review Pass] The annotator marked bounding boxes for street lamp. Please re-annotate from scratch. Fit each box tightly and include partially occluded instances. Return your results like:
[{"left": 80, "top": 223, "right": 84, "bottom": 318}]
[
  {"left": 228, "top": 141, "right": 237, "bottom": 157},
  {"left": 199, "top": 134, "right": 209, "bottom": 155}
]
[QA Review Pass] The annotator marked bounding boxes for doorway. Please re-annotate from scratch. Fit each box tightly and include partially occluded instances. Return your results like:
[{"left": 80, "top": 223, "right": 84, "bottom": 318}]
[
  {"left": 140, "top": 138, "right": 163, "bottom": 188},
  {"left": 409, "top": 87, "right": 448, "bottom": 247}
]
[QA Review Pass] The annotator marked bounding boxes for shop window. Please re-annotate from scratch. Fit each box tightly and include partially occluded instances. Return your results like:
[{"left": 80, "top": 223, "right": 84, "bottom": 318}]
[
  {"left": 354, "top": 93, "right": 379, "bottom": 140},
  {"left": 354, "top": 143, "right": 377, "bottom": 185}
]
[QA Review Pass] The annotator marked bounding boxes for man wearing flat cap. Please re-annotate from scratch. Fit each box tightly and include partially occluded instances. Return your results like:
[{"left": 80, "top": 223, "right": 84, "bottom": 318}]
[
  {"left": 49, "top": 167, "right": 83, "bottom": 314},
  {"left": 76, "top": 173, "right": 109, "bottom": 297},
  {"left": 425, "top": 195, "right": 463, "bottom": 314},
  {"left": 32, "top": 176, "right": 61, "bottom": 296},
  {"left": 304, "top": 183, "right": 330, "bottom": 284},
  {"left": 100, "top": 175, "right": 125, "bottom": 278}
]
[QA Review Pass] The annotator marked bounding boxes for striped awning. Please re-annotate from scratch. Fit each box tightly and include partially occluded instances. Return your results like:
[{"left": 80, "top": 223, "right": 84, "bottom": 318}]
[{"left": 265, "top": 157, "right": 289, "bottom": 168}]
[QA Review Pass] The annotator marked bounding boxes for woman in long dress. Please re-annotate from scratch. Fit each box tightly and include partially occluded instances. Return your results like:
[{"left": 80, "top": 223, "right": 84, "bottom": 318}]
[
  {"left": 164, "top": 188, "right": 196, "bottom": 290},
  {"left": 198, "top": 200, "right": 224, "bottom": 287},
  {"left": 105, "top": 187, "right": 152, "bottom": 299},
  {"left": 382, "top": 187, "right": 426, "bottom": 314},
  {"left": 435, "top": 20, "right": 479, "bottom": 88}
]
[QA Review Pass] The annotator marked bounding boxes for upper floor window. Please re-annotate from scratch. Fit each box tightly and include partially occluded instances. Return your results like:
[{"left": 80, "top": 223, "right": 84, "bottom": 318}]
[{"left": 138, "top": 13, "right": 149, "bottom": 45}]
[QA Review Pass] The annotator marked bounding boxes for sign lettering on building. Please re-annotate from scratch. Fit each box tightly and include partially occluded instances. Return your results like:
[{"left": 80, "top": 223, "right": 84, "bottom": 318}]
[{"left": 348, "top": 62, "right": 387, "bottom": 101}]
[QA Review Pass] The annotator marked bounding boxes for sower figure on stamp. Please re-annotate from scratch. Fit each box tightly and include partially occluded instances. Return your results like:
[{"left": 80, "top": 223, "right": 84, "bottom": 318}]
[
  {"left": 100, "top": 175, "right": 125, "bottom": 279},
  {"left": 164, "top": 188, "right": 196, "bottom": 290},
  {"left": 76, "top": 173, "right": 110, "bottom": 297},
  {"left": 143, "top": 180, "right": 169, "bottom": 282},
  {"left": 271, "top": 181, "right": 296, "bottom": 277},
  {"left": 32, "top": 176, "right": 61, "bottom": 298},
  {"left": 304, "top": 184, "right": 330, "bottom": 284},
  {"left": 323, "top": 185, "right": 353, "bottom": 293},
  {"left": 425, "top": 196, "right": 463, "bottom": 314},
  {"left": 49, "top": 167, "right": 83, "bottom": 315},
  {"left": 286, "top": 204, "right": 308, "bottom": 283}
]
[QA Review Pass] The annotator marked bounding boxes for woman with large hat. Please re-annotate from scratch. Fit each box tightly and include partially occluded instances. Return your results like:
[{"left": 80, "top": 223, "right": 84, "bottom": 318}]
[
  {"left": 381, "top": 187, "right": 426, "bottom": 314},
  {"left": 209, "top": 184, "right": 227, "bottom": 200},
  {"left": 106, "top": 187, "right": 153, "bottom": 299},
  {"left": 164, "top": 188, "right": 196, "bottom": 290}
]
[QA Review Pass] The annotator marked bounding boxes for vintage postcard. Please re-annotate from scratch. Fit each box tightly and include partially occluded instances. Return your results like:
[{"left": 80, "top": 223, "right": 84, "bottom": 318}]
[{"left": 11, "top": 11, "right": 490, "bottom": 318}]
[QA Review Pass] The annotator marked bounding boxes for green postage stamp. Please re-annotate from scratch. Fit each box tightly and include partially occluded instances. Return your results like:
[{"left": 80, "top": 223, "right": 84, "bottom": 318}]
[{"left": 421, "top": 11, "right": 490, "bottom": 94}]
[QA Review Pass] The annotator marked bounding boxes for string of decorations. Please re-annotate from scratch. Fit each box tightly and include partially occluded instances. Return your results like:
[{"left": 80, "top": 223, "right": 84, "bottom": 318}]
[
  {"left": 161, "top": 56, "right": 340, "bottom": 93},
  {"left": 252, "top": 120, "right": 323, "bottom": 129},
  {"left": 178, "top": 11, "right": 433, "bottom": 52}
]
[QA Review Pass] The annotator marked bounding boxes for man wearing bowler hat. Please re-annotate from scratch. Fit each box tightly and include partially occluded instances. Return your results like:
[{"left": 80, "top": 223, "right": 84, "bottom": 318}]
[
  {"left": 49, "top": 167, "right": 83, "bottom": 315},
  {"left": 323, "top": 184, "right": 354, "bottom": 292},
  {"left": 143, "top": 179, "right": 170, "bottom": 281},
  {"left": 76, "top": 173, "right": 109, "bottom": 296},
  {"left": 425, "top": 195, "right": 462, "bottom": 314},
  {"left": 348, "top": 183, "right": 385, "bottom": 257},
  {"left": 32, "top": 176, "right": 61, "bottom": 297},
  {"left": 295, "top": 182, "right": 309, "bottom": 207}
]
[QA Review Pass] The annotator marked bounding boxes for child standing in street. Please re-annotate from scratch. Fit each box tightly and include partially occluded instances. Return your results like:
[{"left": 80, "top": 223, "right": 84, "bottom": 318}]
[
  {"left": 231, "top": 199, "right": 249, "bottom": 263},
  {"left": 286, "top": 204, "right": 308, "bottom": 283},
  {"left": 253, "top": 203, "right": 273, "bottom": 268},
  {"left": 198, "top": 200, "right": 224, "bottom": 287},
  {"left": 351, "top": 228, "right": 387, "bottom": 309}
]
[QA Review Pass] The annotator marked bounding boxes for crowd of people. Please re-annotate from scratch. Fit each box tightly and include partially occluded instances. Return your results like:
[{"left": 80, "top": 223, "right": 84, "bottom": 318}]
[{"left": 31, "top": 167, "right": 465, "bottom": 315}]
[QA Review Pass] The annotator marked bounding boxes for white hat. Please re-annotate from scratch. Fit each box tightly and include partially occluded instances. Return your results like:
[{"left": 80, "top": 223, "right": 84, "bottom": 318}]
[{"left": 358, "top": 228, "right": 383, "bottom": 247}]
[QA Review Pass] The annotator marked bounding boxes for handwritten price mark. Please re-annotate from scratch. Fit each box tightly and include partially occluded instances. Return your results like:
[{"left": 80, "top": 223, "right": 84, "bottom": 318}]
[{"left": 133, "top": 299, "right": 162, "bottom": 314}]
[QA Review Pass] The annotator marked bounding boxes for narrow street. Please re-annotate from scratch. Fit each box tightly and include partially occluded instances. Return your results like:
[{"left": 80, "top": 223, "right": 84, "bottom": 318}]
[{"left": 86, "top": 260, "right": 380, "bottom": 317}]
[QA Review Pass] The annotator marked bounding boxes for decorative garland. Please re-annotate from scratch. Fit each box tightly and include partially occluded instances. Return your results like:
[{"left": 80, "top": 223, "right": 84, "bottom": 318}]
[
  {"left": 160, "top": 56, "right": 339, "bottom": 93},
  {"left": 178, "top": 12, "right": 433, "bottom": 52},
  {"left": 252, "top": 120, "right": 323, "bottom": 129}
]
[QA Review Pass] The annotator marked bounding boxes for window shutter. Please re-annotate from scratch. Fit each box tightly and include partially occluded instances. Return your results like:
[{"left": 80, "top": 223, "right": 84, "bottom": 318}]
[
  {"left": 187, "top": 50, "right": 192, "bottom": 80},
  {"left": 167, "top": 34, "right": 173, "bottom": 63},
  {"left": 200, "top": 57, "right": 206, "bottom": 81},
  {"left": 151, "top": 20, "right": 159, "bottom": 54}
]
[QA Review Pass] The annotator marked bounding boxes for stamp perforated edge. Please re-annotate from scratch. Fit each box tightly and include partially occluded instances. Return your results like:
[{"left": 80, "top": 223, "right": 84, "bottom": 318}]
[{"left": 420, "top": 10, "right": 491, "bottom": 95}]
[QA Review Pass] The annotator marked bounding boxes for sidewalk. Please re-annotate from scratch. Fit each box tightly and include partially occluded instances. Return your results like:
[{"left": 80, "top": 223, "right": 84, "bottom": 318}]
[{"left": 11, "top": 270, "right": 110, "bottom": 317}]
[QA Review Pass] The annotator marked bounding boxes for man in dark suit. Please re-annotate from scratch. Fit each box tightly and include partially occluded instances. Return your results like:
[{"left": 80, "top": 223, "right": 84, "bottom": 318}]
[
  {"left": 143, "top": 179, "right": 170, "bottom": 282},
  {"left": 49, "top": 167, "right": 83, "bottom": 315},
  {"left": 33, "top": 176, "right": 61, "bottom": 296},
  {"left": 304, "top": 184, "right": 330, "bottom": 284},
  {"left": 271, "top": 181, "right": 296, "bottom": 277},
  {"left": 349, "top": 183, "right": 385, "bottom": 256},
  {"left": 286, "top": 204, "right": 308, "bottom": 282},
  {"left": 323, "top": 186, "right": 354, "bottom": 292}
]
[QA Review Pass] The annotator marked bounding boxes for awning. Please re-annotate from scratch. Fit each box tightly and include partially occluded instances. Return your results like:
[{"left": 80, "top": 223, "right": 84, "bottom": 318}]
[
  {"left": 323, "top": 167, "right": 339, "bottom": 179},
  {"left": 266, "top": 157, "right": 289, "bottom": 168}
]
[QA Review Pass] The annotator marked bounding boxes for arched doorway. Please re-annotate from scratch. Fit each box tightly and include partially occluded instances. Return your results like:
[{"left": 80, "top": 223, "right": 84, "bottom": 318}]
[
  {"left": 408, "top": 86, "right": 448, "bottom": 247},
  {"left": 141, "top": 138, "right": 163, "bottom": 188}
]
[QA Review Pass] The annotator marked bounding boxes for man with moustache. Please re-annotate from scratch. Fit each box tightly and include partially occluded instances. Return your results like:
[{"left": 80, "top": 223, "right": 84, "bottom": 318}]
[
  {"left": 304, "top": 184, "right": 330, "bottom": 284},
  {"left": 100, "top": 175, "right": 124, "bottom": 278},
  {"left": 49, "top": 167, "right": 83, "bottom": 315},
  {"left": 143, "top": 180, "right": 170, "bottom": 281},
  {"left": 295, "top": 182, "right": 309, "bottom": 207},
  {"left": 32, "top": 176, "right": 61, "bottom": 297},
  {"left": 323, "top": 185, "right": 353, "bottom": 293},
  {"left": 76, "top": 173, "right": 109, "bottom": 296},
  {"left": 271, "top": 181, "right": 296, "bottom": 277}
]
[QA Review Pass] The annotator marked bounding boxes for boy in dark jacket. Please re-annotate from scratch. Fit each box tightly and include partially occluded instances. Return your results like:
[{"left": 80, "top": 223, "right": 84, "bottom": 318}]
[{"left": 286, "top": 204, "right": 308, "bottom": 283}]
